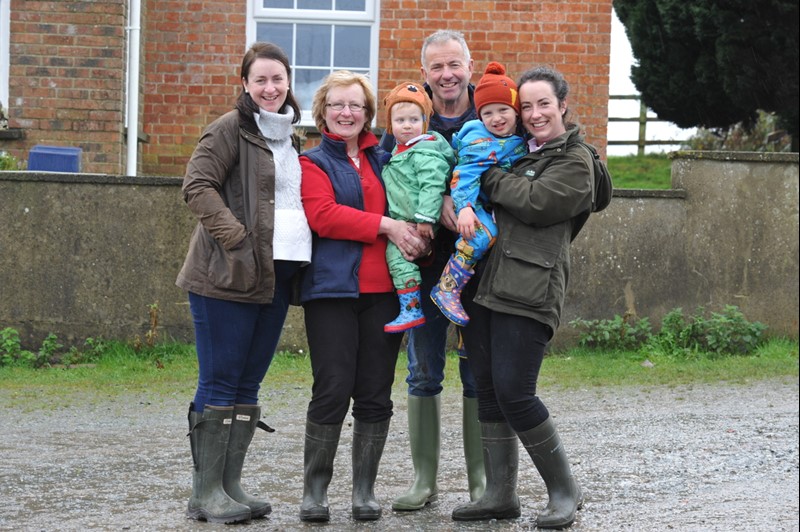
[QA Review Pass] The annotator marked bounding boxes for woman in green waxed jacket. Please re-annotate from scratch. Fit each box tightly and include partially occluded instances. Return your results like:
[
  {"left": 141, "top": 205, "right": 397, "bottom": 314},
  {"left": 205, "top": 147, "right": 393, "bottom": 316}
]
[{"left": 451, "top": 66, "right": 594, "bottom": 529}]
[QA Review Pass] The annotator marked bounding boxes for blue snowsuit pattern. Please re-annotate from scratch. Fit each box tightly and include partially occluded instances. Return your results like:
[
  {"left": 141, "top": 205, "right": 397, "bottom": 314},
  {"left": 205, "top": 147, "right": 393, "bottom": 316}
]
[{"left": 449, "top": 119, "right": 527, "bottom": 265}]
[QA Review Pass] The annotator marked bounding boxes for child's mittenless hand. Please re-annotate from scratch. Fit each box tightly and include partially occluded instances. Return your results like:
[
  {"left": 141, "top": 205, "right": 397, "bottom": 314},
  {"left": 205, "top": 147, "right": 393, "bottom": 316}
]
[
  {"left": 457, "top": 207, "right": 479, "bottom": 240},
  {"left": 417, "top": 222, "right": 434, "bottom": 240}
]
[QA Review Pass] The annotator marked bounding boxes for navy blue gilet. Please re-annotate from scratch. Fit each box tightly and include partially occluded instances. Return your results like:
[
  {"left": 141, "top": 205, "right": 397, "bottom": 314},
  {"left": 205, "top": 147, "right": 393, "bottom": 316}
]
[{"left": 300, "top": 133, "right": 389, "bottom": 303}]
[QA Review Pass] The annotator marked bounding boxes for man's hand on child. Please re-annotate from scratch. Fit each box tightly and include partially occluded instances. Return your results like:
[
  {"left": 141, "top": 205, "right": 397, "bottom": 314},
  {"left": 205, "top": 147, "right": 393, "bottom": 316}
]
[{"left": 439, "top": 196, "right": 458, "bottom": 232}]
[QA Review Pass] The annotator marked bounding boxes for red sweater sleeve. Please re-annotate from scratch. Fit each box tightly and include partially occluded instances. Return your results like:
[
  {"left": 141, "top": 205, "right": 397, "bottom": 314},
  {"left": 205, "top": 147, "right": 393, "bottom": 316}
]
[{"left": 300, "top": 156, "right": 383, "bottom": 242}]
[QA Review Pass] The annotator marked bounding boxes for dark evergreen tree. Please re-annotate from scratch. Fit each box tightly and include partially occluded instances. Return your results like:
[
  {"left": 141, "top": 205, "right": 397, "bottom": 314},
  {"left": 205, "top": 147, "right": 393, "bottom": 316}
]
[{"left": 614, "top": 0, "right": 799, "bottom": 150}]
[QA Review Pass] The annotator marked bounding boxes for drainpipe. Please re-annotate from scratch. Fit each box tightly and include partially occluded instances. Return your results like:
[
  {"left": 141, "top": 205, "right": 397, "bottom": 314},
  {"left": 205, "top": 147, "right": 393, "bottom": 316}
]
[{"left": 125, "top": 0, "right": 141, "bottom": 176}]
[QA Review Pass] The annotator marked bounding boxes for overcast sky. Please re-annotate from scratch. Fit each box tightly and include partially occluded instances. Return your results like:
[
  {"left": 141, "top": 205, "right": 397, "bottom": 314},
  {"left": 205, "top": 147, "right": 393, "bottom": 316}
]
[{"left": 608, "top": 10, "right": 694, "bottom": 155}]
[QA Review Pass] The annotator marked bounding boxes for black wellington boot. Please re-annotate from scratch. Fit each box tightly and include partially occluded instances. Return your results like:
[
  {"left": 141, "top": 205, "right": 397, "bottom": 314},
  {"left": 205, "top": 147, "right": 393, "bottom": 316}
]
[
  {"left": 222, "top": 404, "right": 273, "bottom": 518},
  {"left": 517, "top": 417, "right": 583, "bottom": 529},
  {"left": 299, "top": 419, "right": 342, "bottom": 522},
  {"left": 351, "top": 418, "right": 390, "bottom": 520},
  {"left": 451, "top": 421, "right": 520, "bottom": 521}
]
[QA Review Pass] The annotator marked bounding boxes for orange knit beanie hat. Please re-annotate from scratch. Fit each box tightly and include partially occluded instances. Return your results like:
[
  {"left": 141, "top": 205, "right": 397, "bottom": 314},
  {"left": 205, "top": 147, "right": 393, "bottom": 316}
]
[{"left": 473, "top": 62, "right": 520, "bottom": 114}]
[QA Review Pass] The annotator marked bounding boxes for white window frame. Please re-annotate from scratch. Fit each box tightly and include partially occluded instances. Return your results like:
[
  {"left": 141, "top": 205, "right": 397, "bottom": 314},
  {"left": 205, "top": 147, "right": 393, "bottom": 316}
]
[
  {"left": 246, "top": 0, "right": 381, "bottom": 127},
  {"left": 1, "top": 0, "right": 10, "bottom": 113}
]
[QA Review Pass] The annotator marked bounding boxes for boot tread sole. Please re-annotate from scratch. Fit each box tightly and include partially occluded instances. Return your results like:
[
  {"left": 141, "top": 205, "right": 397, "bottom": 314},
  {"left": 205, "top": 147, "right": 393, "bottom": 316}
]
[
  {"left": 392, "top": 491, "right": 439, "bottom": 511},
  {"left": 384, "top": 317, "right": 426, "bottom": 333},
  {"left": 451, "top": 506, "right": 521, "bottom": 522}
]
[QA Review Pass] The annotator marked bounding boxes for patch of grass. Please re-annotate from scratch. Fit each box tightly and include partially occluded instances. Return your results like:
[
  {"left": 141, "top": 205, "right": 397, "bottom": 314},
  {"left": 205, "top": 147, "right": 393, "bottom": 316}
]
[
  {"left": 607, "top": 154, "right": 672, "bottom": 189},
  {"left": 543, "top": 337, "right": 798, "bottom": 388},
  {"left": 0, "top": 338, "right": 796, "bottom": 409}
]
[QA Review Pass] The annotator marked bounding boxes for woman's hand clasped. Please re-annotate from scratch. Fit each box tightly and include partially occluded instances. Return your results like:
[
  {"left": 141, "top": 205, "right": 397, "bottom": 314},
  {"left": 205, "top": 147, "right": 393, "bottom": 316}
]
[{"left": 381, "top": 217, "right": 431, "bottom": 261}]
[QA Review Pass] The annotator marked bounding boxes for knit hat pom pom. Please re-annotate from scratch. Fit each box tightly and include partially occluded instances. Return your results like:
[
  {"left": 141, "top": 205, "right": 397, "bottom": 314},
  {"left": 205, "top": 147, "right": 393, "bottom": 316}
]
[
  {"left": 484, "top": 61, "right": 507, "bottom": 76},
  {"left": 474, "top": 61, "right": 520, "bottom": 114}
]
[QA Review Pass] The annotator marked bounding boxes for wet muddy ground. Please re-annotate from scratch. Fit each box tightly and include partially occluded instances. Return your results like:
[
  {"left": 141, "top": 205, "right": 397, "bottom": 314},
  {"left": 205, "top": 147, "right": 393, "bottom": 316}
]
[{"left": 1, "top": 377, "right": 798, "bottom": 531}]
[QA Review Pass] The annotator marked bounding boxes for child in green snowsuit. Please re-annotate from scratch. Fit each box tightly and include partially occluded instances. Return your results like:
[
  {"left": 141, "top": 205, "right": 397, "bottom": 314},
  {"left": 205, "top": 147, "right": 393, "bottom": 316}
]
[{"left": 382, "top": 82, "right": 455, "bottom": 333}]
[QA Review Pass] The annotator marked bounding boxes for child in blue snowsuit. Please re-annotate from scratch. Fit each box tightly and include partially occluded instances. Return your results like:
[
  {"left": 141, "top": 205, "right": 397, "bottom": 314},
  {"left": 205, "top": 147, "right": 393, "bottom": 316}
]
[{"left": 431, "top": 62, "right": 528, "bottom": 326}]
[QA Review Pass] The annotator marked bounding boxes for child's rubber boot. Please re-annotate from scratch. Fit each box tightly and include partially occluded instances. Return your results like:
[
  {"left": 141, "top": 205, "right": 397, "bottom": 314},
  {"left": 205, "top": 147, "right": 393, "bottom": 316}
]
[
  {"left": 430, "top": 256, "right": 473, "bottom": 326},
  {"left": 384, "top": 283, "right": 426, "bottom": 333}
]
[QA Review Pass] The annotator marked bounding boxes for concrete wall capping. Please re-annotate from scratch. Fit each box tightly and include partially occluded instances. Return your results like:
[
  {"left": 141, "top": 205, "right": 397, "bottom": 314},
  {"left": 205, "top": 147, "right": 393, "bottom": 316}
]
[
  {"left": 670, "top": 150, "right": 799, "bottom": 163},
  {"left": 1, "top": 171, "right": 183, "bottom": 187}
]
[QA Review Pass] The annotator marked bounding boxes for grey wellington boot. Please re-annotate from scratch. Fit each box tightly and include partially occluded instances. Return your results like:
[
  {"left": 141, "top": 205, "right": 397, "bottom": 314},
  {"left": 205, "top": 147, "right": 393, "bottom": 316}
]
[
  {"left": 517, "top": 417, "right": 583, "bottom": 529},
  {"left": 299, "top": 419, "right": 342, "bottom": 522},
  {"left": 186, "top": 404, "right": 251, "bottom": 524},
  {"left": 351, "top": 418, "right": 390, "bottom": 520},
  {"left": 451, "top": 421, "right": 520, "bottom": 521},
  {"left": 392, "top": 395, "right": 441, "bottom": 510},
  {"left": 463, "top": 396, "right": 486, "bottom": 501},
  {"left": 222, "top": 404, "right": 273, "bottom": 518}
]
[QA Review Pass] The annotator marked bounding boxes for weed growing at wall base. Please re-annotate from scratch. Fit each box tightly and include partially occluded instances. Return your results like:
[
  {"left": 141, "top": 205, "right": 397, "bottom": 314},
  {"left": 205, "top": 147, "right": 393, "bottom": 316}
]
[
  {"left": 0, "top": 150, "right": 23, "bottom": 170},
  {"left": 1, "top": 328, "right": 59, "bottom": 368},
  {"left": 570, "top": 305, "right": 768, "bottom": 358}
]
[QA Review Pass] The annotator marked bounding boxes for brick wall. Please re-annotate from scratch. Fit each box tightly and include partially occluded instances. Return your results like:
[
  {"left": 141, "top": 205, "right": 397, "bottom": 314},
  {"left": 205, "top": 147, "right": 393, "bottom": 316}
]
[
  {"left": 5, "top": 0, "right": 127, "bottom": 175},
  {"left": 3, "top": 0, "right": 612, "bottom": 176},
  {"left": 141, "top": 0, "right": 247, "bottom": 177},
  {"left": 379, "top": 0, "right": 612, "bottom": 153}
]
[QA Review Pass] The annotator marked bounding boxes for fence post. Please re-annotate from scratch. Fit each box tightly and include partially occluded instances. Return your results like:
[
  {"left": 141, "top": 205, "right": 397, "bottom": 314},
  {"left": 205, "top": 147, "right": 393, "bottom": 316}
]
[
  {"left": 637, "top": 100, "right": 647, "bottom": 156},
  {"left": 609, "top": 95, "right": 691, "bottom": 154}
]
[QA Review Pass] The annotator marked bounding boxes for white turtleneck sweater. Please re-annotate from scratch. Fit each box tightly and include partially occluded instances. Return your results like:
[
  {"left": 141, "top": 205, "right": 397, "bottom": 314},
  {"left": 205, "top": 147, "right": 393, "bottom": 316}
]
[{"left": 255, "top": 107, "right": 312, "bottom": 263}]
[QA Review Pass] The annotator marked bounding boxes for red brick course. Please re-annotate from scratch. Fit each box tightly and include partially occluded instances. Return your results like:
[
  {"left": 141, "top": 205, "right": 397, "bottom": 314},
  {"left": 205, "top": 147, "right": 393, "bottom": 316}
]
[{"left": 3, "top": 0, "right": 611, "bottom": 176}]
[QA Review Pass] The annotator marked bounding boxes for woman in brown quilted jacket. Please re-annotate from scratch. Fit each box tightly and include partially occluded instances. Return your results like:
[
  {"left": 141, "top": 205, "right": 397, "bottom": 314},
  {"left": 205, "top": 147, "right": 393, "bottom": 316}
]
[{"left": 176, "top": 42, "right": 310, "bottom": 524}]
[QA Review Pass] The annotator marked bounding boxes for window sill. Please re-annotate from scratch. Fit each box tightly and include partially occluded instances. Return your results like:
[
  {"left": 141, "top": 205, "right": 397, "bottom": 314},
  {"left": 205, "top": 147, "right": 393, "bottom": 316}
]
[{"left": 0, "top": 128, "right": 25, "bottom": 140}]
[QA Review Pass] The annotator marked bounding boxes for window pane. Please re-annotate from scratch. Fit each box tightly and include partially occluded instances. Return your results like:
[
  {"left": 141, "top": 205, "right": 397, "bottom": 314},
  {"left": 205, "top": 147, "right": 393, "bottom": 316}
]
[
  {"left": 251, "top": 7, "right": 375, "bottom": 125},
  {"left": 264, "top": 0, "right": 293, "bottom": 8},
  {"left": 334, "top": 26, "right": 369, "bottom": 68},
  {"left": 295, "top": 69, "right": 328, "bottom": 110},
  {"left": 296, "top": 24, "right": 331, "bottom": 67},
  {"left": 336, "top": 0, "right": 365, "bottom": 10},
  {"left": 298, "top": 0, "right": 331, "bottom": 8},
  {"left": 257, "top": 23, "right": 294, "bottom": 60}
]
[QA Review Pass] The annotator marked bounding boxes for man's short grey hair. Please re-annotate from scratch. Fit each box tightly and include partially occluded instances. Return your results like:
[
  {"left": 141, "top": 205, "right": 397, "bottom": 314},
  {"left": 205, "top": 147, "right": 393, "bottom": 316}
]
[{"left": 421, "top": 30, "right": 471, "bottom": 70}]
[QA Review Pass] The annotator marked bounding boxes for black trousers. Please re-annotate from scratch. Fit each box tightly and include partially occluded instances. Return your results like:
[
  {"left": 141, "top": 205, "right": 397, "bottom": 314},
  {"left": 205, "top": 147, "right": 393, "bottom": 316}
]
[
  {"left": 303, "top": 293, "right": 403, "bottom": 425},
  {"left": 460, "top": 279, "right": 553, "bottom": 432}
]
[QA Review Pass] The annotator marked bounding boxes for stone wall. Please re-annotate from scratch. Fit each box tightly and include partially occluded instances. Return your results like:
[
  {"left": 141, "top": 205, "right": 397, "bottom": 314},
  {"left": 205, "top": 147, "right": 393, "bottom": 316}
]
[{"left": 1, "top": 151, "right": 797, "bottom": 351}]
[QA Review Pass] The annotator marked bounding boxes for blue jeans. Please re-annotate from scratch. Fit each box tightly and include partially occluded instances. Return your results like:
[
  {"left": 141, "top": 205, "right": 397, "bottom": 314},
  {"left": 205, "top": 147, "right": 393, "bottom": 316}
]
[
  {"left": 189, "top": 260, "right": 299, "bottom": 411},
  {"left": 406, "top": 237, "right": 477, "bottom": 398}
]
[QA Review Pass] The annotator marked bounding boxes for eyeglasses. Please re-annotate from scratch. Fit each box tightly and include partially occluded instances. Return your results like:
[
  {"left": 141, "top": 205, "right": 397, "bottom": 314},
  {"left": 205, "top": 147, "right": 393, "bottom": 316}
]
[{"left": 325, "top": 103, "right": 366, "bottom": 113}]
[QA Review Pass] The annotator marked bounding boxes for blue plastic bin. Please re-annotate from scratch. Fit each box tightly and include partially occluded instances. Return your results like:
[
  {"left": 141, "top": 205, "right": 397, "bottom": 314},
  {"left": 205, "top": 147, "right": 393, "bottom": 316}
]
[{"left": 27, "top": 145, "right": 82, "bottom": 172}]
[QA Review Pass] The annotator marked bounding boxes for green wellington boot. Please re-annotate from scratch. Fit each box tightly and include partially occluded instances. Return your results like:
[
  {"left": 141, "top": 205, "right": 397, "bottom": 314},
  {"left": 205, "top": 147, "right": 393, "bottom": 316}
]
[
  {"left": 352, "top": 419, "right": 390, "bottom": 520},
  {"left": 463, "top": 396, "right": 486, "bottom": 501},
  {"left": 517, "top": 417, "right": 583, "bottom": 529},
  {"left": 451, "top": 421, "right": 520, "bottom": 521},
  {"left": 222, "top": 404, "right": 273, "bottom": 518},
  {"left": 392, "top": 395, "right": 441, "bottom": 510},
  {"left": 186, "top": 404, "right": 251, "bottom": 524},
  {"left": 299, "top": 419, "right": 342, "bottom": 522}
]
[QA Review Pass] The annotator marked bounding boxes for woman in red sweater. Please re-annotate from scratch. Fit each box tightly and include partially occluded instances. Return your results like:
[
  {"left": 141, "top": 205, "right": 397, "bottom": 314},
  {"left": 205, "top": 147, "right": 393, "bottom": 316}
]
[{"left": 297, "top": 70, "right": 427, "bottom": 523}]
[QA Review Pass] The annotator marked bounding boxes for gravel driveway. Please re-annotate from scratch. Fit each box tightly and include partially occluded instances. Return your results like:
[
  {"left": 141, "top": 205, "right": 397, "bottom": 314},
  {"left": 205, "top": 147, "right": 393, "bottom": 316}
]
[{"left": 1, "top": 377, "right": 797, "bottom": 531}]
